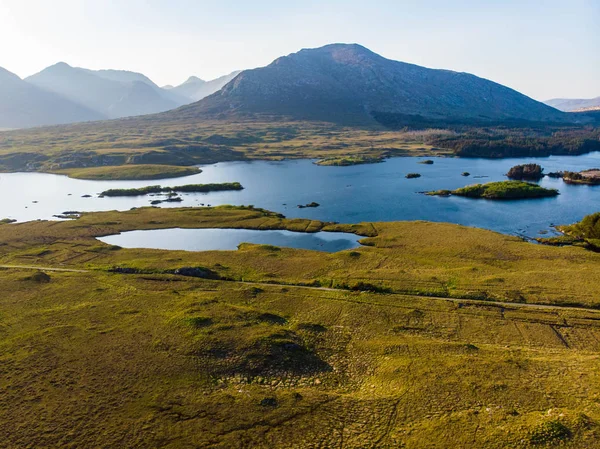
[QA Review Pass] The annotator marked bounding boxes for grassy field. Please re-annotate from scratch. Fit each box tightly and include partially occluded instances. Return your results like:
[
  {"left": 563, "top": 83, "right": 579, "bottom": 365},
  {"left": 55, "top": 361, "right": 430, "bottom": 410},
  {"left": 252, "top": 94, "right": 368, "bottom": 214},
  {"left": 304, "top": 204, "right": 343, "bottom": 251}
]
[
  {"left": 2, "top": 206, "right": 600, "bottom": 447},
  {"left": 55, "top": 164, "right": 202, "bottom": 180}
]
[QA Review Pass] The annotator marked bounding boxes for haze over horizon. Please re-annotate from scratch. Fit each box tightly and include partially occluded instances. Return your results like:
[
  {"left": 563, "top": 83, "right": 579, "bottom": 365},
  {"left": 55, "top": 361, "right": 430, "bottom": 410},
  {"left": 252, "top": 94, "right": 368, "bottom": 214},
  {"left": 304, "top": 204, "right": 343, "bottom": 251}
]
[{"left": 0, "top": 0, "right": 598, "bottom": 100}]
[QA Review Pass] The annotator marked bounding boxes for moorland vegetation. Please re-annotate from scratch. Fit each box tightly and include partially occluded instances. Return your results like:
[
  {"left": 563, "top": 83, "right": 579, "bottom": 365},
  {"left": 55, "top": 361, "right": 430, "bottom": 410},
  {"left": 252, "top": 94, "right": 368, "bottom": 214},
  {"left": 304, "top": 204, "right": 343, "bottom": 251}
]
[{"left": 2, "top": 206, "right": 600, "bottom": 447}]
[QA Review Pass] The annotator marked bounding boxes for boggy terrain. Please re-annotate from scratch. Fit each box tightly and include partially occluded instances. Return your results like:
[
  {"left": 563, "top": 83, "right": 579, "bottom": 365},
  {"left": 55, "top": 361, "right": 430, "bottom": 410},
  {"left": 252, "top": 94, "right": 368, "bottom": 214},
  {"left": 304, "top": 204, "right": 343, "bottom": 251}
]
[
  {"left": 2, "top": 206, "right": 600, "bottom": 448},
  {"left": 1, "top": 114, "right": 599, "bottom": 174}
]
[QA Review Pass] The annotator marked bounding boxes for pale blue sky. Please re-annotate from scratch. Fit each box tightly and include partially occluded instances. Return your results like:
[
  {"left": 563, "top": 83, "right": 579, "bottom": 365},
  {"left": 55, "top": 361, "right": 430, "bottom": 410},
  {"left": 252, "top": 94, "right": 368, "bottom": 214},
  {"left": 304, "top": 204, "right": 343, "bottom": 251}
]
[{"left": 0, "top": 0, "right": 597, "bottom": 100}]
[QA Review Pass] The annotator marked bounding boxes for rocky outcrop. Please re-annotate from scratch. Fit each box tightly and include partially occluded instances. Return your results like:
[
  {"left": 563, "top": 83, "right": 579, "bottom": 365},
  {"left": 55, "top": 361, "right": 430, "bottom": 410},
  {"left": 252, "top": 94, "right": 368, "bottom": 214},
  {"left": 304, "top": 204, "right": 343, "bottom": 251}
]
[{"left": 506, "top": 164, "right": 544, "bottom": 180}]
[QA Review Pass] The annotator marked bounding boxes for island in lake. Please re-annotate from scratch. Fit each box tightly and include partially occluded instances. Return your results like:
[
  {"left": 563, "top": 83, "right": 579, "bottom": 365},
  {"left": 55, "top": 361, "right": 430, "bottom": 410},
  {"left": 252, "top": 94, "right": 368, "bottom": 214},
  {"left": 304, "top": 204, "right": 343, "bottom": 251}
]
[
  {"left": 100, "top": 182, "right": 244, "bottom": 197},
  {"left": 427, "top": 180, "right": 559, "bottom": 199},
  {"left": 506, "top": 163, "right": 544, "bottom": 180},
  {"left": 314, "top": 155, "right": 385, "bottom": 166}
]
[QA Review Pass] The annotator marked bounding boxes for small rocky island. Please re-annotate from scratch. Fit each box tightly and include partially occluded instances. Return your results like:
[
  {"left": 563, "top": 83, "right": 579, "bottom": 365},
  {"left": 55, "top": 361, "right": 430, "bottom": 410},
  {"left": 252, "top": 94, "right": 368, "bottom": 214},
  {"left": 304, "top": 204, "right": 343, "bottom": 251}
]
[
  {"left": 427, "top": 181, "right": 559, "bottom": 200},
  {"left": 298, "top": 202, "right": 320, "bottom": 208},
  {"left": 314, "top": 155, "right": 384, "bottom": 166},
  {"left": 506, "top": 163, "right": 544, "bottom": 180},
  {"left": 405, "top": 173, "right": 421, "bottom": 179}
]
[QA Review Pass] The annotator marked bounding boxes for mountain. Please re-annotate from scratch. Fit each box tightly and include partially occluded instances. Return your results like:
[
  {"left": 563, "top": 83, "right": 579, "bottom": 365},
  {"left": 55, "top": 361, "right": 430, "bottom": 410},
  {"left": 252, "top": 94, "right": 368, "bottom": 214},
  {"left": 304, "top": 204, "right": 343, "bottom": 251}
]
[
  {"left": 544, "top": 97, "right": 600, "bottom": 112},
  {"left": 84, "top": 68, "right": 158, "bottom": 87},
  {"left": 0, "top": 66, "right": 105, "bottom": 129},
  {"left": 170, "top": 71, "right": 241, "bottom": 102},
  {"left": 25, "top": 63, "right": 187, "bottom": 119},
  {"left": 175, "top": 44, "right": 567, "bottom": 125},
  {"left": 87, "top": 69, "right": 190, "bottom": 106}
]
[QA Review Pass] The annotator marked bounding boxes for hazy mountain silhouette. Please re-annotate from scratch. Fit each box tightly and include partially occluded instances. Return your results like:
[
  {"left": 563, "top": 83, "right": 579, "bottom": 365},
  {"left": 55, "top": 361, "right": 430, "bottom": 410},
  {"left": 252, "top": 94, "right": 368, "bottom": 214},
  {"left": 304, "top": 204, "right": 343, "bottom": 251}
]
[
  {"left": 174, "top": 44, "right": 566, "bottom": 124},
  {"left": 169, "top": 71, "right": 242, "bottom": 102},
  {"left": 544, "top": 97, "right": 600, "bottom": 112},
  {"left": 25, "top": 63, "right": 186, "bottom": 119},
  {"left": 0, "top": 66, "right": 105, "bottom": 129}
]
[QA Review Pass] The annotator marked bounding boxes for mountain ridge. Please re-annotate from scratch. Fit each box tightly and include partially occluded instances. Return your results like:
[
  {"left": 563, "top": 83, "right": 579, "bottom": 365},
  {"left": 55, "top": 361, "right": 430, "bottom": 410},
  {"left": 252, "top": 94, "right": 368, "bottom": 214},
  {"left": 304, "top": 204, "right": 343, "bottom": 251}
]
[
  {"left": 25, "top": 63, "right": 184, "bottom": 119},
  {"left": 544, "top": 97, "right": 600, "bottom": 112},
  {"left": 169, "top": 71, "right": 242, "bottom": 102}
]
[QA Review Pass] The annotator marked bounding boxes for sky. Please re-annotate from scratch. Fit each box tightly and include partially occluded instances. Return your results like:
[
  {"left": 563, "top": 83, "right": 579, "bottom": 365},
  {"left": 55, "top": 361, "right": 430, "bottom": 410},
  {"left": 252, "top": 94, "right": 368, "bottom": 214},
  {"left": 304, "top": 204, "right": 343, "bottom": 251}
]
[{"left": 0, "top": 0, "right": 598, "bottom": 100}]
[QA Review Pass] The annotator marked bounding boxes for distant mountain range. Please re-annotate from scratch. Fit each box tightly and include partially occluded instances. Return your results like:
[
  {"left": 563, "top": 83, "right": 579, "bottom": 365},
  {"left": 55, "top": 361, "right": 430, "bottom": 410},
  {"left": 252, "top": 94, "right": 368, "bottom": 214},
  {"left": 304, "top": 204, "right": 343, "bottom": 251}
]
[
  {"left": 2, "top": 44, "right": 590, "bottom": 130},
  {"left": 167, "top": 71, "right": 241, "bottom": 102},
  {"left": 0, "top": 64, "right": 240, "bottom": 129},
  {"left": 544, "top": 97, "right": 600, "bottom": 112},
  {"left": 0, "top": 67, "right": 105, "bottom": 129},
  {"left": 174, "top": 43, "right": 568, "bottom": 125}
]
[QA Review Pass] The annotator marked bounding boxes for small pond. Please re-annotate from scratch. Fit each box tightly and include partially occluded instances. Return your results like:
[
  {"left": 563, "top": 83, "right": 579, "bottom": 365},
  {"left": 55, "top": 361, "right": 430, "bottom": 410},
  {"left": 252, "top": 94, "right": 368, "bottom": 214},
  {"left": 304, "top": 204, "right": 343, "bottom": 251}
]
[{"left": 97, "top": 228, "right": 363, "bottom": 253}]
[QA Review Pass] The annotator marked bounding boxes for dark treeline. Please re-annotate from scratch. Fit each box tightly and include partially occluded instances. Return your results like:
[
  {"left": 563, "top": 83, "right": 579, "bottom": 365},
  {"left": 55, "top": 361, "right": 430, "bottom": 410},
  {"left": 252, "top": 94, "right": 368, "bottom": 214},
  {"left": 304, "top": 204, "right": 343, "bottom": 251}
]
[
  {"left": 373, "top": 110, "right": 600, "bottom": 158},
  {"left": 428, "top": 128, "right": 600, "bottom": 158}
]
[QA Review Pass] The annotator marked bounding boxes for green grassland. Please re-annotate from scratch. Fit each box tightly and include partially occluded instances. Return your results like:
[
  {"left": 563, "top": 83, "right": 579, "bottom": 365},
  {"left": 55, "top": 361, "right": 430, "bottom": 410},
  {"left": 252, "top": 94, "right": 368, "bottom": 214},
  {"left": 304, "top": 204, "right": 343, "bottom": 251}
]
[
  {"left": 2, "top": 206, "right": 600, "bottom": 447},
  {"left": 55, "top": 164, "right": 202, "bottom": 180},
  {"left": 429, "top": 181, "right": 559, "bottom": 200}
]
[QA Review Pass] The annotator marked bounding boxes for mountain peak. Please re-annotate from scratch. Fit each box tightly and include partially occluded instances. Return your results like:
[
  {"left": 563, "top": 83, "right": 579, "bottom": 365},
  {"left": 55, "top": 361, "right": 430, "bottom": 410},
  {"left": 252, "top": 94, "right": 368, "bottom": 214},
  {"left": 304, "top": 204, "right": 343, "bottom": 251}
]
[
  {"left": 49, "top": 61, "right": 73, "bottom": 70},
  {"left": 183, "top": 76, "right": 205, "bottom": 85},
  {"left": 177, "top": 43, "right": 566, "bottom": 125},
  {"left": 170, "top": 72, "right": 240, "bottom": 102}
]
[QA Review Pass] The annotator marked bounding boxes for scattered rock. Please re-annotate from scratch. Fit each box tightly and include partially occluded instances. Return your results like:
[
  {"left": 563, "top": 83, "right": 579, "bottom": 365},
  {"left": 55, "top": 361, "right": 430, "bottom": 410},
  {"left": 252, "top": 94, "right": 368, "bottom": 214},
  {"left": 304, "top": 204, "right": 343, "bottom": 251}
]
[
  {"left": 173, "top": 266, "right": 220, "bottom": 279},
  {"left": 81, "top": 194, "right": 92, "bottom": 198},
  {"left": 259, "top": 397, "right": 278, "bottom": 407},
  {"left": 298, "top": 202, "right": 320, "bottom": 208},
  {"left": 405, "top": 173, "right": 421, "bottom": 179}
]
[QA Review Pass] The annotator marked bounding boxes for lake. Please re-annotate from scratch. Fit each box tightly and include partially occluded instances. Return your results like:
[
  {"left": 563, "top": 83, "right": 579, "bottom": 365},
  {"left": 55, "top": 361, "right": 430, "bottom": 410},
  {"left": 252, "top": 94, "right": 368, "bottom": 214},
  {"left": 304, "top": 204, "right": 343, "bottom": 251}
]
[
  {"left": 2, "top": 153, "right": 600, "bottom": 237},
  {"left": 98, "top": 228, "right": 363, "bottom": 252}
]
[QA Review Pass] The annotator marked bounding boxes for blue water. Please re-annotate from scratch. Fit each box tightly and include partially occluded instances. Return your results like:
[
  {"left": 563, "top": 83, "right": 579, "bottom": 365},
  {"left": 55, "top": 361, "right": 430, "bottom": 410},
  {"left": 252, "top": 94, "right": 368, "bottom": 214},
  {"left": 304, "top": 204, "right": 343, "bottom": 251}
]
[
  {"left": 98, "top": 228, "right": 363, "bottom": 252},
  {"left": 2, "top": 153, "right": 600, "bottom": 237}
]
